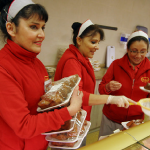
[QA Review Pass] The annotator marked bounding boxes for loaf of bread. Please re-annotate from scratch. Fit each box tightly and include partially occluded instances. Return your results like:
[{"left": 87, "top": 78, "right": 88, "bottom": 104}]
[{"left": 38, "top": 74, "right": 79, "bottom": 109}]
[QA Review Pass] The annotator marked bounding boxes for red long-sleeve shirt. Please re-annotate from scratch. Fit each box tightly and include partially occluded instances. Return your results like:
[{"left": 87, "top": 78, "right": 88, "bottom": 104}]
[
  {"left": 54, "top": 44, "right": 96, "bottom": 121},
  {"left": 0, "top": 39, "right": 71, "bottom": 150},
  {"left": 99, "top": 54, "right": 150, "bottom": 123}
]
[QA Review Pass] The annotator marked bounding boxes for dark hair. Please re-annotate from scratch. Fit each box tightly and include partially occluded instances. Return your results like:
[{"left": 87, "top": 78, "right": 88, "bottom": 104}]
[
  {"left": 72, "top": 22, "right": 105, "bottom": 46},
  {"left": 0, "top": 0, "right": 48, "bottom": 41},
  {"left": 127, "top": 36, "right": 149, "bottom": 50}
]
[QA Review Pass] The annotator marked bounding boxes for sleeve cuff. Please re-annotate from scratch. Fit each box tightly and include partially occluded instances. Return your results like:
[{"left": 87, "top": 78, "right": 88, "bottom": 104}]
[
  {"left": 55, "top": 107, "right": 72, "bottom": 122},
  {"left": 82, "top": 91, "right": 90, "bottom": 106},
  {"left": 104, "top": 86, "right": 112, "bottom": 94}
]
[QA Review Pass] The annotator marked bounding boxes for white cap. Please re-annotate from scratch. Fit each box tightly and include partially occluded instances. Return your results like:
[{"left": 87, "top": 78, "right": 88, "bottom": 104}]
[
  {"left": 77, "top": 19, "right": 94, "bottom": 37},
  {"left": 127, "top": 30, "right": 149, "bottom": 43},
  {"left": 7, "top": 0, "right": 34, "bottom": 22}
]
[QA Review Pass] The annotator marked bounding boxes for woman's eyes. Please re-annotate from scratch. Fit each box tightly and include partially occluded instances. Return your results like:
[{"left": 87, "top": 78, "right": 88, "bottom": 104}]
[
  {"left": 91, "top": 41, "right": 99, "bottom": 44},
  {"left": 30, "top": 25, "right": 37, "bottom": 29},
  {"left": 30, "top": 25, "right": 45, "bottom": 30},
  {"left": 42, "top": 26, "right": 45, "bottom": 30},
  {"left": 91, "top": 41, "right": 95, "bottom": 44}
]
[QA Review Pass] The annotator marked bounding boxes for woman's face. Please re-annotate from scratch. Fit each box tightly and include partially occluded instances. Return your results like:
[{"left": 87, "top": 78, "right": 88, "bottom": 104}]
[
  {"left": 77, "top": 32, "right": 100, "bottom": 58},
  {"left": 127, "top": 40, "right": 148, "bottom": 67},
  {"left": 11, "top": 15, "right": 46, "bottom": 53}
]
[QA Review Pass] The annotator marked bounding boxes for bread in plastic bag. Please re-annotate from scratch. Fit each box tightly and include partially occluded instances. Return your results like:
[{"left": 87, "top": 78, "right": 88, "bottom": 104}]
[{"left": 37, "top": 74, "right": 80, "bottom": 111}]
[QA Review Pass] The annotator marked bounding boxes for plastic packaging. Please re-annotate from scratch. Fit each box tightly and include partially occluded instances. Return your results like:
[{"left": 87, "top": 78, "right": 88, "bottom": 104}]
[
  {"left": 48, "top": 121, "right": 91, "bottom": 149},
  {"left": 46, "top": 110, "right": 91, "bottom": 149},
  {"left": 37, "top": 74, "right": 81, "bottom": 112},
  {"left": 45, "top": 110, "right": 87, "bottom": 143}
]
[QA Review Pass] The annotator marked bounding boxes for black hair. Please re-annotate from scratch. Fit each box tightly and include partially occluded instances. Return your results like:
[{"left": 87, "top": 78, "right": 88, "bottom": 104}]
[
  {"left": 127, "top": 36, "right": 149, "bottom": 50},
  {"left": 72, "top": 22, "right": 105, "bottom": 46},
  {"left": 0, "top": 0, "right": 48, "bottom": 41}
]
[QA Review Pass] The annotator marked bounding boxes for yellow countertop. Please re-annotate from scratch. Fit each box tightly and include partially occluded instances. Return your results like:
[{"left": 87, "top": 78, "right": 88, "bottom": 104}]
[{"left": 78, "top": 120, "right": 150, "bottom": 150}]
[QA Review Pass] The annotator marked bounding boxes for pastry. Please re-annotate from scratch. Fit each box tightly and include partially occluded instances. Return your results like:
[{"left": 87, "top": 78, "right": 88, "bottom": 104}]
[
  {"left": 38, "top": 74, "right": 79, "bottom": 109},
  {"left": 60, "top": 120, "right": 71, "bottom": 130},
  {"left": 126, "top": 119, "right": 143, "bottom": 128},
  {"left": 58, "top": 84, "right": 71, "bottom": 99},
  {"left": 37, "top": 99, "right": 52, "bottom": 109},
  {"left": 38, "top": 91, "right": 64, "bottom": 109},
  {"left": 144, "top": 83, "right": 150, "bottom": 90},
  {"left": 51, "top": 141, "right": 77, "bottom": 147},
  {"left": 51, "top": 133, "right": 68, "bottom": 140}
]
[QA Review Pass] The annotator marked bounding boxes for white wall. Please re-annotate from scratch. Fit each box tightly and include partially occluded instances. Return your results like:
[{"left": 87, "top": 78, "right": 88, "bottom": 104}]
[{"left": 1, "top": 0, "right": 150, "bottom": 66}]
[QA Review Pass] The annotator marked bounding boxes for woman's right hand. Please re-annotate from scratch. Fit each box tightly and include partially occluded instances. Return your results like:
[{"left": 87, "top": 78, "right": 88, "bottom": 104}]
[
  {"left": 67, "top": 86, "right": 83, "bottom": 116},
  {"left": 106, "top": 95, "right": 137, "bottom": 108},
  {"left": 106, "top": 80, "right": 122, "bottom": 92}
]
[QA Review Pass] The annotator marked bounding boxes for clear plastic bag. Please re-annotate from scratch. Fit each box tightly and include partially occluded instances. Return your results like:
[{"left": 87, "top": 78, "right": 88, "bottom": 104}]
[
  {"left": 37, "top": 74, "right": 81, "bottom": 112},
  {"left": 45, "top": 110, "right": 87, "bottom": 142}
]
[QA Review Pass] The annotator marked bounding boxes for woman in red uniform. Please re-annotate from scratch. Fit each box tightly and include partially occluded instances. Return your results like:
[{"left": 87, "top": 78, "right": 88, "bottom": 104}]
[
  {"left": 0, "top": 0, "right": 83, "bottom": 150},
  {"left": 99, "top": 30, "right": 150, "bottom": 136},
  {"left": 54, "top": 19, "right": 136, "bottom": 146}
]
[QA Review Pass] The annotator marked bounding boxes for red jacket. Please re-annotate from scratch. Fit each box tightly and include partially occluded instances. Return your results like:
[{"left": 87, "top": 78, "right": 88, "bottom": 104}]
[
  {"left": 0, "top": 40, "right": 71, "bottom": 150},
  {"left": 99, "top": 54, "right": 150, "bottom": 123},
  {"left": 54, "top": 44, "right": 96, "bottom": 121}
]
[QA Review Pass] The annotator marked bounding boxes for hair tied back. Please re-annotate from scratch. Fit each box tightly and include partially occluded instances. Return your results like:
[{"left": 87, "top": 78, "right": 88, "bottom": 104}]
[
  {"left": 0, "top": 0, "right": 13, "bottom": 12},
  {"left": 72, "top": 22, "right": 82, "bottom": 31}
]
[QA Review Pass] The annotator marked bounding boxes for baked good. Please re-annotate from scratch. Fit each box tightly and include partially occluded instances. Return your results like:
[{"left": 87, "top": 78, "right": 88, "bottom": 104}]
[
  {"left": 60, "top": 120, "right": 71, "bottom": 130},
  {"left": 67, "top": 123, "right": 79, "bottom": 138},
  {"left": 58, "top": 84, "right": 71, "bottom": 99},
  {"left": 126, "top": 119, "right": 143, "bottom": 128},
  {"left": 144, "top": 83, "right": 150, "bottom": 90},
  {"left": 69, "top": 74, "right": 78, "bottom": 87},
  {"left": 51, "top": 141, "right": 77, "bottom": 147},
  {"left": 38, "top": 74, "right": 79, "bottom": 109},
  {"left": 80, "top": 120, "right": 87, "bottom": 135},
  {"left": 49, "top": 110, "right": 87, "bottom": 140},
  {"left": 37, "top": 99, "right": 52, "bottom": 109},
  {"left": 45, "top": 120, "right": 71, "bottom": 133},
  {"left": 51, "top": 133, "right": 68, "bottom": 140},
  {"left": 38, "top": 91, "right": 64, "bottom": 109},
  {"left": 126, "top": 120, "right": 134, "bottom": 128}
]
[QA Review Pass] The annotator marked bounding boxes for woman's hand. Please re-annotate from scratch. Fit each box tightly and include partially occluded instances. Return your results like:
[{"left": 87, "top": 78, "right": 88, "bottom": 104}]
[
  {"left": 67, "top": 86, "right": 83, "bottom": 116},
  {"left": 106, "top": 95, "right": 137, "bottom": 108},
  {"left": 106, "top": 81, "right": 122, "bottom": 92}
]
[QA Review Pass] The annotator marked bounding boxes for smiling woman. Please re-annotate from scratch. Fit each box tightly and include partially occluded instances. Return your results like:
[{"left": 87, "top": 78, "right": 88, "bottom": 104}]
[
  {"left": 0, "top": 0, "right": 83, "bottom": 150},
  {"left": 9, "top": 16, "right": 46, "bottom": 53},
  {"left": 54, "top": 19, "right": 137, "bottom": 149},
  {"left": 98, "top": 30, "right": 150, "bottom": 137},
  {"left": 127, "top": 31, "right": 149, "bottom": 68}
]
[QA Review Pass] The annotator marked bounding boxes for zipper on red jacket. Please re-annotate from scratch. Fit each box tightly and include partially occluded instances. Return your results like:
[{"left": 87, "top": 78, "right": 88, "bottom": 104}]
[{"left": 132, "top": 79, "right": 135, "bottom": 89}]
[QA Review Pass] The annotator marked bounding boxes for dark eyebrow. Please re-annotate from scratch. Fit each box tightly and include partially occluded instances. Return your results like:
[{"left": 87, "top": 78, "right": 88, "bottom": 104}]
[
  {"left": 31, "top": 22, "right": 45, "bottom": 26},
  {"left": 132, "top": 48, "right": 147, "bottom": 51},
  {"left": 31, "top": 22, "right": 40, "bottom": 25}
]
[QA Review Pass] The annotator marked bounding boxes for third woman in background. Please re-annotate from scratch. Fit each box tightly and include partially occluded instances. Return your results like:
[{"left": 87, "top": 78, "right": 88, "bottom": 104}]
[{"left": 99, "top": 30, "right": 150, "bottom": 137}]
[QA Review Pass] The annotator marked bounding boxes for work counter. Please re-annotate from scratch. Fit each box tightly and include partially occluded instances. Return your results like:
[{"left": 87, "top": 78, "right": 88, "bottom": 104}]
[{"left": 79, "top": 120, "right": 150, "bottom": 150}]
